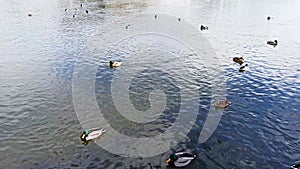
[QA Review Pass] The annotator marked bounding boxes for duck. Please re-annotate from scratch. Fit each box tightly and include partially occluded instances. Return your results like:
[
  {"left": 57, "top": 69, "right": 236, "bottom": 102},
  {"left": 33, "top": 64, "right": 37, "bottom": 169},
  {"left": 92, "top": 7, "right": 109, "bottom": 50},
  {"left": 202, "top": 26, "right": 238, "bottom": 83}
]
[
  {"left": 166, "top": 152, "right": 196, "bottom": 168},
  {"left": 109, "top": 61, "right": 122, "bottom": 67},
  {"left": 233, "top": 56, "right": 245, "bottom": 65},
  {"left": 28, "top": 12, "right": 32, "bottom": 17},
  {"left": 125, "top": 24, "right": 130, "bottom": 29},
  {"left": 64, "top": 8, "right": 68, "bottom": 12},
  {"left": 239, "top": 63, "right": 249, "bottom": 72},
  {"left": 178, "top": 18, "right": 181, "bottom": 22},
  {"left": 86, "top": 10, "right": 88, "bottom": 14},
  {"left": 200, "top": 25, "right": 208, "bottom": 31},
  {"left": 267, "top": 16, "right": 272, "bottom": 20},
  {"left": 214, "top": 100, "right": 231, "bottom": 108},
  {"left": 155, "top": 14, "right": 157, "bottom": 19},
  {"left": 267, "top": 40, "right": 278, "bottom": 47},
  {"left": 291, "top": 162, "right": 300, "bottom": 169},
  {"left": 80, "top": 128, "right": 106, "bottom": 145},
  {"left": 80, "top": 4, "right": 83, "bottom": 8}
]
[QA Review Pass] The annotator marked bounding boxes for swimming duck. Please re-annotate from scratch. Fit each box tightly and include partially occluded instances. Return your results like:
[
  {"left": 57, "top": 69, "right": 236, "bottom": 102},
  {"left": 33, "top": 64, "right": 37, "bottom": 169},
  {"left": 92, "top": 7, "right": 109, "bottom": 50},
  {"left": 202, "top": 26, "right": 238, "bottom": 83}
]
[
  {"left": 155, "top": 14, "right": 157, "bottom": 19},
  {"left": 267, "top": 16, "right": 272, "bottom": 20},
  {"left": 64, "top": 8, "right": 68, "bottom": 12},
  {"left": 80, "top": 4, "right": 83, "bottom": 7},
  {"left": 86, "top": 10, "right": 88, "bottom": 14},
  {"left": 291, "top": 162, "right": 300, "bottom": 169},
  {"left": 109, "top": 61, "right": 122, "bottom": 67},
  {"left": 267, "top": 40, "right": 278, "bottom": 47},
  {"left": 239, "top": 63, "right": 249, "bottom": 72},
  {"left": 200, "top": 25, "right": 208, "bottom": 31},
  {"left": 233, "top": 57, "right": 244, "bottom": 65},
  {"left": 166, "top": 152, "right": 196, "bottom": 168},
  {"left": 80, "top": 128, "right": 106, "bottom": 144},
  {"left": 178, "top": 18, "right": 181, "bottom": 21},
  {"left": 125, "top": 24, "right": 130, "bottom": 29},
  {"left": 28, "top": 12, "right": 32, "bottom": 17},
  {"left": 214, "top": 100, "right": 231, "bottom": 108}
]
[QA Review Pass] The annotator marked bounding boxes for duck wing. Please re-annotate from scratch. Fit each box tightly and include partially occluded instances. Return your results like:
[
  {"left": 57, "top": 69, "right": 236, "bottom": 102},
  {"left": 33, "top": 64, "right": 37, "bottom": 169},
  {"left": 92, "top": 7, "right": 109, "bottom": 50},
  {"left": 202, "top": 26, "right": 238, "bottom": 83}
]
[
  {"left": 176, "top": 153, "right": 196, "bottom": 162},
  {"left": 174, "top": 159, "right": 192, "bottom": 167},
  {"left": 86, "top": 128, "right": 106, "bottom": 140}
]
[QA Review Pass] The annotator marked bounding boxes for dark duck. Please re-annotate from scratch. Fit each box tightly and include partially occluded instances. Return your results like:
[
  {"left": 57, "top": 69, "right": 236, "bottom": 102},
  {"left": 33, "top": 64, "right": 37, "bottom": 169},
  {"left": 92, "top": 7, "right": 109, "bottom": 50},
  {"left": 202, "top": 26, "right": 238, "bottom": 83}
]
[{"left": 267, "top": 40, "right": 278, "bottom": 47}]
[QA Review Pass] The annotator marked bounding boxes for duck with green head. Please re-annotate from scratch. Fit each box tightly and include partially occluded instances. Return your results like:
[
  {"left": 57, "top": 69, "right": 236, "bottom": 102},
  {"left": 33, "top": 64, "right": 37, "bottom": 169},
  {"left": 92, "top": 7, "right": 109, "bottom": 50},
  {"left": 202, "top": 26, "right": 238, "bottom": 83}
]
[{"left": 166, "top": 152, "right": 196, "bottom": 167}]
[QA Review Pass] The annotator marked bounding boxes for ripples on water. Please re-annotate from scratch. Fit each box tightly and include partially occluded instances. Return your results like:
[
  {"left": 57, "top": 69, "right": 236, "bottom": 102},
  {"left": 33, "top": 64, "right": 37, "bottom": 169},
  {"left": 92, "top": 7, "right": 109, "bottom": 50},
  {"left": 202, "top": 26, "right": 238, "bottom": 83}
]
[{"left": 0, "top": 0, "right": 299, "bottom": 168}]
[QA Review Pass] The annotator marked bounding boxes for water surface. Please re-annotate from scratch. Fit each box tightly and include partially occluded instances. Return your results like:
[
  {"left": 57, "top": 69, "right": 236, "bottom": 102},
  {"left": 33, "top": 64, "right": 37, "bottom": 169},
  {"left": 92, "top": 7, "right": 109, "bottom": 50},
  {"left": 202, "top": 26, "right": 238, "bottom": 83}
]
[{"left": 0, "top": 0, "right": 299, "bottom": 168}]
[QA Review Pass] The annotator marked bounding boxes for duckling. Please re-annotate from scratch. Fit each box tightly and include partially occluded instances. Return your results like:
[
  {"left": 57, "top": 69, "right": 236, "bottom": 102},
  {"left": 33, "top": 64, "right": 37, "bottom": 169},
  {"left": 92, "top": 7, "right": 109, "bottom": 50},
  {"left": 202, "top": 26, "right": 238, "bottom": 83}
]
[
  {"left": 109, "top": 61, "right": 122, "bottom": 67},
  {"left": 214, "top": 100, "right": 231, "bottom": 108},
  {"left": 200, "top": 25, "right": 208, "bottom": 31},
  {"left": 28, "top": 12, "right": 32, "bottom": 17},
  {"left": 233, "top": 57, "right": 245, "bottom": 65},
  {"left": 267, "top": 40, "right": 278, "bottom": 47},
  {"left": 166, "top": 152, "right": 196, "bottom": 168},
  {"left": 239, "top": 63, "right": 249, "bottom": 72},
  {"left": 291, "top": 162, "right": 300, "bottom": 169}
]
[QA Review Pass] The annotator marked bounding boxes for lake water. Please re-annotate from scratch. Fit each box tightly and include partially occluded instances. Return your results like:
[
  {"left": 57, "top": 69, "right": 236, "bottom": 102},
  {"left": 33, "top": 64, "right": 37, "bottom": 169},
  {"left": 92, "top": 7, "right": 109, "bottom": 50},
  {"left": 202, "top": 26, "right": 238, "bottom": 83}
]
[{"left": 0, "top": 0, "right": 300, "bottom": 168}]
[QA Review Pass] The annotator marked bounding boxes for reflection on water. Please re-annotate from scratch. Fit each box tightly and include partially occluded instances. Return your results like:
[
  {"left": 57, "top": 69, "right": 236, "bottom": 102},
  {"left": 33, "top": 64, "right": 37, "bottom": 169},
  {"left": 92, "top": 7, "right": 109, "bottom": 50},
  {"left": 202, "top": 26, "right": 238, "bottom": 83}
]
[
  {"left": 0, "top": 0, "right": 299, "bottom": 168},
  {"left": 105, "top": 0, "right": 151, "bottom": 9}
]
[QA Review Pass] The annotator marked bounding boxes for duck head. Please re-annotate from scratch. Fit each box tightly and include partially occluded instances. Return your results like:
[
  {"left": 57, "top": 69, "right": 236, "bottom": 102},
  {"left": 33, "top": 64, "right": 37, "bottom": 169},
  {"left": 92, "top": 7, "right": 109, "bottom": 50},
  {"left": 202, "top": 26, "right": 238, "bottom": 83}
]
[
  {"left": 166, "top": 154, "right": 178, "bottom": 164},
  {"left": 109, "top": 61, "right": 114, "bottom": 66}
]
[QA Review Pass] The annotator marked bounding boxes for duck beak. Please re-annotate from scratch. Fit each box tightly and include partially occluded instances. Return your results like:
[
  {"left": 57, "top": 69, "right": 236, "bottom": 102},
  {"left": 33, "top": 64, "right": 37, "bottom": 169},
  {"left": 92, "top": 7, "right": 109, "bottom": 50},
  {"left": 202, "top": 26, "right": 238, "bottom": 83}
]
[{"left": 166, "top": 158, "right": 171, "bottom": 163}]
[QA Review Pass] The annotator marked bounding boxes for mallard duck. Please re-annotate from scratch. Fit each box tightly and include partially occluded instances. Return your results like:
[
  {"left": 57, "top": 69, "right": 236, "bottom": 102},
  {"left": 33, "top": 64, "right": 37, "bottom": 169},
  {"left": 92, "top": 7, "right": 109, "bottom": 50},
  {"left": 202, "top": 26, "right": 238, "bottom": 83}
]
[
  {"left": 267, "top": 40, "right": 278, "bottom": 47},
  {"left": 109, "top": 61, "right": 122, "bottom": 67},
  {"left": 291, "top": 162, "right": 300, "bottom": 169},
  {"left": 214, "top": 100, "right": 231, "bottom": 108},
  {"left": 80, "top": 128, "right": 106, "bottom": 144},
  {"left": 239, "top": 63, "right": 249, "bottom": 72},
  {"left": 233, "top": 57, "right": 245, "bottom": 65},
  {"left": 166, "top": 152, "right": 196, "bottom": 168}
]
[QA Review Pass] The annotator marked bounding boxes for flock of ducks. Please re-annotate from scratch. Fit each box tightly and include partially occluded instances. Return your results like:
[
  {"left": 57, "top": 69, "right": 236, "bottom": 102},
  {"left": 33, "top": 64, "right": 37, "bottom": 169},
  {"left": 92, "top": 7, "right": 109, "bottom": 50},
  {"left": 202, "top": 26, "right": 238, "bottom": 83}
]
[
  {"left": 28, "top": 4, "right": 89, "bottom": 18},
  {"left": 214, "top": 16, "right": 279, "bottom": 109},
  {"left": 64, "top": 3, "right": 89, "bottom": 18},
  {"left": 25, "top": 6, "right": 292, "bottom": 168},
  {"left": 105, "top": 15, "right": 283, "bottom": 168}
]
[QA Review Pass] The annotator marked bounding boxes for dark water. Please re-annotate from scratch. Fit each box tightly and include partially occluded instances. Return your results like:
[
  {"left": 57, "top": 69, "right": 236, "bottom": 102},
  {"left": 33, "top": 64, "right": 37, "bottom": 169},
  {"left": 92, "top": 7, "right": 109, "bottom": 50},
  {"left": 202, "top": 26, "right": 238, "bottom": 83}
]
[{"left": 0, "top": 0, "right": 300, "bottom": 168}]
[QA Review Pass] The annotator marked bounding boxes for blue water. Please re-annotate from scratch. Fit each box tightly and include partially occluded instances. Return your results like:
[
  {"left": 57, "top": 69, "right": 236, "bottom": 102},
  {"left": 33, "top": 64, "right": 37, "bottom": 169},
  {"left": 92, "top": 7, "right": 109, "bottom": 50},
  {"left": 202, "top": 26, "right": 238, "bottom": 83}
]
[{"left": 0, "top": 0, "right": 299, "bottom": 168}]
